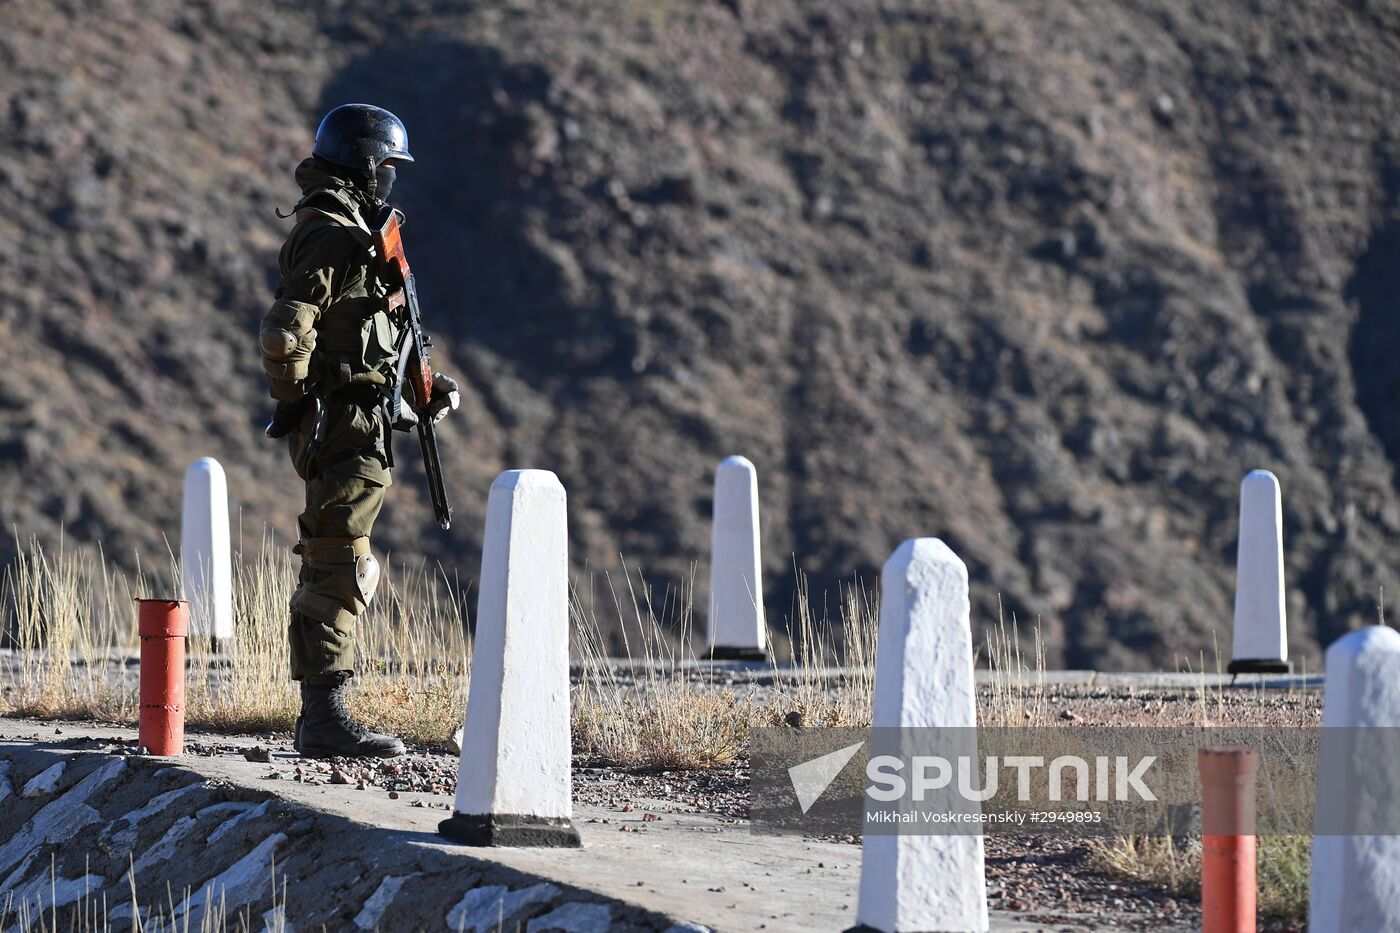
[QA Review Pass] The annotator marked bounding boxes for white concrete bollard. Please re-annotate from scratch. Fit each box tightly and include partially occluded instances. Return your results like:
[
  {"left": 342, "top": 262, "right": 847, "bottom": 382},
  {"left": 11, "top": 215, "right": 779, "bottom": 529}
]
[
  {"left": 1309, "top": 625, "right": 1400, "bottom": 933},
  {"left": 1229, "top": 470, "right": 1289, "bottom": 674},
  {"left": 180, "top": 457, "right": 233, "bottom": 645},
  {"left": 439, "top": 470, "right": 580, "bottom": 847},
  {"left": 706, "top": 455, "right": 767, "bottom": 660},
  {"left": 856, "top": 538, "right": 988, "bottom": 933}
]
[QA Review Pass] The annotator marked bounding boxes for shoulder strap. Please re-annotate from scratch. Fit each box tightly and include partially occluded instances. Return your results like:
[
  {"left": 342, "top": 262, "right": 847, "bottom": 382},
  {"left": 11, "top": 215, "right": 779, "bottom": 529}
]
[{"left": 292, "top": 187, "right": 375, "bottom": 248}]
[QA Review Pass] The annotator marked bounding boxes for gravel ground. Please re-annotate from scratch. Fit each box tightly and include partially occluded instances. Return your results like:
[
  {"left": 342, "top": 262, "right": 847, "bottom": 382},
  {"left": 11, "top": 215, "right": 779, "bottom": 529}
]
[
  {"left": 986, "top": 835, "right": 1200, "bottom": 931},
  {"left": 173, "top": 739, "right": 756, "bottom": 824},
  {"left": 1028, "top": 684, "right": 1323, "bottom": 728}
]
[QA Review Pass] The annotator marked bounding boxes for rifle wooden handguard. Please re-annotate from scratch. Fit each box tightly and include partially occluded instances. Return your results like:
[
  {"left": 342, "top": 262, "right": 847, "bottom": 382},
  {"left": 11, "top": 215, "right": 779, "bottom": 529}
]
[{"left": 376, "top": 210, "right": 434, "bottom": 412}]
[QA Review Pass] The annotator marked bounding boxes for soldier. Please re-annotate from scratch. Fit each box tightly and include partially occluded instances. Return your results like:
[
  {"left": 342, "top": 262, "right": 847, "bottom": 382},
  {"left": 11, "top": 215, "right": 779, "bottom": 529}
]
[{"left": 260, "top": 104, "right": 460, "bottom": 758}]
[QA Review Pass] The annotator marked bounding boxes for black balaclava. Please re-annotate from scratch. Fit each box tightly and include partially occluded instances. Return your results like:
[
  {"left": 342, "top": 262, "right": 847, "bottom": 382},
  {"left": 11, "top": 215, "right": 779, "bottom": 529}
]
[{"left": 374, "top": 163, "right": 396, "bottom": 200}]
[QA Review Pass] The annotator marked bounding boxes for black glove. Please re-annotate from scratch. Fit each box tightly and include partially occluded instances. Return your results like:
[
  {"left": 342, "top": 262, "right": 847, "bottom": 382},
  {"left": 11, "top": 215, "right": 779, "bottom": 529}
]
[{"left": 264, "top": 398, "right": 308, "bottom": 439}]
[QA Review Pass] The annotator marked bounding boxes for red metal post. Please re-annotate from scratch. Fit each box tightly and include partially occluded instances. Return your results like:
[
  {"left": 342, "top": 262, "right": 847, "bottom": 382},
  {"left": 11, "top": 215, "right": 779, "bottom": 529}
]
[
  {"left": 137, "top": 599, "right": 188, "bottom": 756},
  {"left": 1198, "top": 746, "right": 1259, "bottom": 933}
]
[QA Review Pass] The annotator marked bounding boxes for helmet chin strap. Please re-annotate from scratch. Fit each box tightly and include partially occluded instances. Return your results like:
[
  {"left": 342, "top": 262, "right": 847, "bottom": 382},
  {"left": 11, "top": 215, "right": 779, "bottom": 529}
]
[{"left": 365, "top": 157, "right": 378, "bottom": 199}]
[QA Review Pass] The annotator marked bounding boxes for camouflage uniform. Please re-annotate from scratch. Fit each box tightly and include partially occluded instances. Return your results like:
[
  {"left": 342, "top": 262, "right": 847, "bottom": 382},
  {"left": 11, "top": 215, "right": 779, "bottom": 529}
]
[{"left": 262, "top": 158, "right": 401, "bottom": 684}]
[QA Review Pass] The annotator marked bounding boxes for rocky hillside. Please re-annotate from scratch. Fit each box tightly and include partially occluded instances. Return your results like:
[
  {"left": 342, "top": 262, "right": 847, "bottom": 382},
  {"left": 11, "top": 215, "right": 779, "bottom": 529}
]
[{"left": 2, "top": 0, "right": 1399, "bottom": 668}]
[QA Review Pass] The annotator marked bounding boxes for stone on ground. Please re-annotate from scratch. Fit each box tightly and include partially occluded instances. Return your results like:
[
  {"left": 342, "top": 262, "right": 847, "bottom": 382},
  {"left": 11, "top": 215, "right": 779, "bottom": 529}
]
[
  {"left": 440, "top": 470, "right": 580, "bottom": 847},
  {"left": 21, "top": 760, "right": 65, "bottom": 797},
  {"left": 0, "top": 758, "right": 125, "bottom": 874},
  {"left": 353, "top": 874, "right": 418, "bottom": 930},
  {"left": 1229, "top": 469, "right": 1289, "bottom": 673},
  {"left": 445, "top": 882, "right": 560, "bottom": 932},
  {"left": 856, "top": 538, "right": 988, "bottom": 932},
  {"left": 173, "top": 833, "right": 287, "bottom": 927},
  {"left": 706, "top": 455, "right": 766, "bottom": 660},
  {"left": 526, "top": 901, "right": 613, "bottom": 932}
]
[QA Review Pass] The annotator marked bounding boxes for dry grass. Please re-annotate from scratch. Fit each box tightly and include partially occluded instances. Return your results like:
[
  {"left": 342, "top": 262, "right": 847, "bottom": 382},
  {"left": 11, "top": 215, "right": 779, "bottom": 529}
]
[
  {"left": 0, "top": 540, "right": 879, "bottom": 765},
  {"left": 981, "top": 605, "right": 1049, "bottom": 727},
  {"left": 569, "top": 566, "right": 880, "bottom": 768},
  {"left": 202, "top": 535, "right": 473, "bottom": 743},
  {"left": 0, "top": 534, "right": 470, "bottom": 746},
  {"left": 1, "top": 536, "right": 143, "bottom": 721},
  {"left": 1255, "top": 835, "right": 1312, "bottom": 921},
  {"left": 1090, "top": 833, "right": 1201, "bottom": 896},
  {"left": 0, "top": 855, "right": 290, "bottom": 933},
  {"left": 761, "top": 572, "right": 878, "bottom": 728},
  {"left": 1090, "top": 834, "right": 1310, "bottom": 923},
  {"left": 570, "top": 564, "right": 750, "bottom": 769}
]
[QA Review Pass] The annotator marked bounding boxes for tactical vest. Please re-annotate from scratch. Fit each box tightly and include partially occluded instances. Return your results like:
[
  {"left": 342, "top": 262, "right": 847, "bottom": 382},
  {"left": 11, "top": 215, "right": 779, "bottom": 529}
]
[{"left": 293, "top": 186, "right": 402, "bottom": 395}]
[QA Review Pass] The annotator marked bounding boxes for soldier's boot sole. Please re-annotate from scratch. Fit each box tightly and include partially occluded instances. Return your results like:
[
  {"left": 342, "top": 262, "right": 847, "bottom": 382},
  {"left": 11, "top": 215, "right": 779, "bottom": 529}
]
[{"left": 296, "top": 737, "right": 405, "bottom": 759}]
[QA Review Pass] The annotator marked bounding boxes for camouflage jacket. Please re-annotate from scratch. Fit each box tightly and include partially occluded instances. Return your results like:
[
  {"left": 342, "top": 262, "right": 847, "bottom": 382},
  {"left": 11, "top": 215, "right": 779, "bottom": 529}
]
[{"left": 259, "top": 158, "right": 401, "bottom": 403}]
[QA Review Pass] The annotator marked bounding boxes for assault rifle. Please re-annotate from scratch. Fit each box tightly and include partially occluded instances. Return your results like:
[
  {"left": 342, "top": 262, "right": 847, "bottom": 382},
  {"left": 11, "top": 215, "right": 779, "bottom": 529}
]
[{"left": 374, "top": 205, "right": 453, "bottom": 531}]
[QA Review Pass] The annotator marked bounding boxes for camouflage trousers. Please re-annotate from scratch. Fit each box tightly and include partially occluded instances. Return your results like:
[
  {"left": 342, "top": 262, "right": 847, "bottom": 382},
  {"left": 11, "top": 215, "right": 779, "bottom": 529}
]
[{"left": 286, "top": 394, "right": 391, "bottom": 684}]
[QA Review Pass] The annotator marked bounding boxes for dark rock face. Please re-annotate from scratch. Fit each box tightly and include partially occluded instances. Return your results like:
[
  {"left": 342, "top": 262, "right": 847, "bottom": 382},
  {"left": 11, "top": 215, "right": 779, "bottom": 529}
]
[{"left": 2, "top": 0, "right": 1399, "bottom": 668}]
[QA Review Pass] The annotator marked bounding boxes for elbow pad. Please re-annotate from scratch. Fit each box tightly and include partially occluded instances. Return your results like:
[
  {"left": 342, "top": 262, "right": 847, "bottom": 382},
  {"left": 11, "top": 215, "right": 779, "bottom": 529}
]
[{"left": 260, "top": 299, "right": 319, "bottom": 382}]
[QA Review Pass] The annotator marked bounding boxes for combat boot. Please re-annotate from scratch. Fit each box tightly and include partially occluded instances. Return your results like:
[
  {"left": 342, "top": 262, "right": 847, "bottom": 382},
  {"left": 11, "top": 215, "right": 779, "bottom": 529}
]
[{"left": 295, "top": 675, "right": 405, "bottom": 758}]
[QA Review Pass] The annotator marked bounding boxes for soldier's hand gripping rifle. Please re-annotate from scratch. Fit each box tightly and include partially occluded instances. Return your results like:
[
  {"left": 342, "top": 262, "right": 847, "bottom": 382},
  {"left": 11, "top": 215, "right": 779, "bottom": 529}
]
[{"left": 374, "top": 205, "right": 454, "bottom": 531}]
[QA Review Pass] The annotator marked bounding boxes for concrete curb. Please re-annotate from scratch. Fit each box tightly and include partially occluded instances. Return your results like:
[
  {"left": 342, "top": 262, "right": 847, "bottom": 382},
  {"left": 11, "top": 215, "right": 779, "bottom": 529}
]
[{"left": 0, "top": 726, "right": 686, "bottom": 932}]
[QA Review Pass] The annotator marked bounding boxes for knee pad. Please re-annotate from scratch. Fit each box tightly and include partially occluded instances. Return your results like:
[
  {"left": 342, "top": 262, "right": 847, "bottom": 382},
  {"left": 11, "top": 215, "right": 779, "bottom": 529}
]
[
  {"left": 290, "top": 536, "right": 379, "bottom": 623},
  {"left": 356, "top": 551, "right": 381, "bottom": 605}
]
